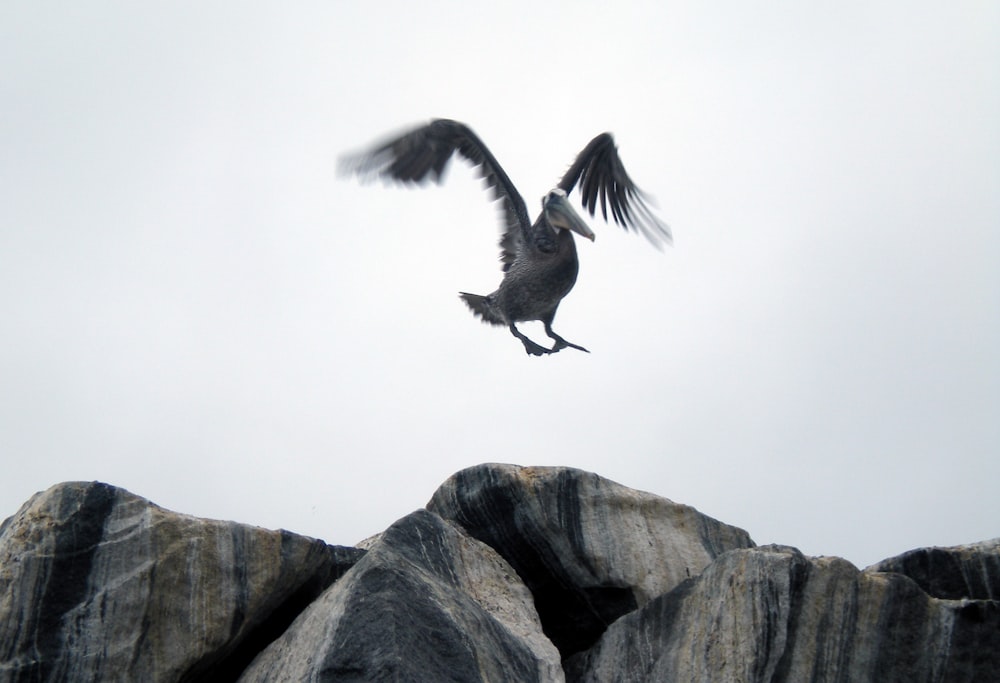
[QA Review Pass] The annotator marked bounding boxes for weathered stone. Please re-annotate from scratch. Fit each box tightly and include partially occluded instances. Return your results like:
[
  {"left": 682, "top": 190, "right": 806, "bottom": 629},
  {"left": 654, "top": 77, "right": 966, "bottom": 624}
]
[
  {"left": 566, "top": 545, "right": 1000, "bottom": 683},
  {"left": 868, "top": 538, "right": 1000, "bottom": 600},
  {"left": 3, "top": 469, "right": 995, "bottom": 681},
  {"left": 239, "top": 508, "right": 563, "bottom": 682},
  {"left": 426, "top": 464, "right": 755, "bottom": 657},
  {"left": 0, "top": 481, "right": 362, "bottom": 682}
]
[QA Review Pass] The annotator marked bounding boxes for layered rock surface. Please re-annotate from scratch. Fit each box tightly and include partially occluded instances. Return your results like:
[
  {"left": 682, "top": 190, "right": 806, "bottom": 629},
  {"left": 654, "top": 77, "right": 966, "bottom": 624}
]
[
  {"left": 427, "top": 464, "right": 755, "bottom": 656},
  {"left": 239, "top": 509, "right": 562, "bottom": 682},
  {"left": 867, "top": 537, "right": 1000, "bottom": 600},
  {"left": 566, "top": 544, "right": 1000, "bottom": 682},
  {"left": 0, "top": 481, "right": 362, "bottom": 682},
  {"left": 1, "top": 465, "right": 998, "bottom": 682}
]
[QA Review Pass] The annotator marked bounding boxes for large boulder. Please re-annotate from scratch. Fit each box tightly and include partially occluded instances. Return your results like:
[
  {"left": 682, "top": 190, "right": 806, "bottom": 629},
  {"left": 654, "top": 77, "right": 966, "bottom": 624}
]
[
  {"left": 566, "top": 545, "right": 1000, "bottom": 682},
  {"left": 426, "top": 464, "right": 755, "bottom": 656},
  {"left": 238, "top": 508, "right": 563, "bottom": 682},
  {"left": 0, "top": 481, "right": 362, "bottom": 682}
]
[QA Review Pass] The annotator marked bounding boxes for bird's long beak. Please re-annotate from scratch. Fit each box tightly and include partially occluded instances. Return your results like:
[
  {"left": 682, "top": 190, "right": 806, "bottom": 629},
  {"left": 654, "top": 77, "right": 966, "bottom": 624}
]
[{"left": 545, "top": 192, "right": 596, "bottom": 241}]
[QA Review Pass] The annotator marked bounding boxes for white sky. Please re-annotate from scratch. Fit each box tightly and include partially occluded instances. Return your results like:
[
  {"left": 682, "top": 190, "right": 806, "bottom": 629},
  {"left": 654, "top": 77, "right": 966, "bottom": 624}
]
[{"left": 1, "top": 2, "right": 997, "bottom": 568}]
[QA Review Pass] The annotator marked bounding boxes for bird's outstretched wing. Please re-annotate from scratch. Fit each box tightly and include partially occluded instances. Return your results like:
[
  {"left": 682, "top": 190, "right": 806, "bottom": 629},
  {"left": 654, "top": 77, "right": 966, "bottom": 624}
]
[
  {"left": 558, "top": 133, "right": 672, "bottom": 247},
  {"left": 339, "top": 119, "right": 532, "bottom": 267}
]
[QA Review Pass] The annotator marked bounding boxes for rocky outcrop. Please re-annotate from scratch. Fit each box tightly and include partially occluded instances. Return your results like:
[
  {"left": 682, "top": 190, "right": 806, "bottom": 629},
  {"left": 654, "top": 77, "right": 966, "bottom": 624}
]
[
  {"left": 2, "top": 466, "right": 998, "bottom": 682},
  {"left": 566, "top": 545, "right": 1000, "bottom": 683},
  {"left": 427, "top": 464, "right": 755, "bottom": 656},
  {"left": 0, "top": 481, "right": 362, "bottom": 682},
  {"left": 868, "top": 538, "right": 1000, "bottom": 600},
  {"left": 239, "top": 509, "right": 562, "bottom": 682}
]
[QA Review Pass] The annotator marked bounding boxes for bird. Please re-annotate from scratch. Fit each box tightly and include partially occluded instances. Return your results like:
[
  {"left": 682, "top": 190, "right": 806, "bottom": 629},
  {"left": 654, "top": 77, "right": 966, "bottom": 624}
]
[{"left": 339, "top": 119, "right": 671, "bottom": 356}]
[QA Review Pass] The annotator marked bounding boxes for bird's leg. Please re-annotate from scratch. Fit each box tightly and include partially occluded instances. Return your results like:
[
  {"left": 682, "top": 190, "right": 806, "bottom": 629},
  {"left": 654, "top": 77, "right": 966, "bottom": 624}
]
[
  {"left": 544, "top": 322, "right": 590, "bottom": 354},
  {"left": 509, "top": 324, "right": 552, "bottom": 356}
]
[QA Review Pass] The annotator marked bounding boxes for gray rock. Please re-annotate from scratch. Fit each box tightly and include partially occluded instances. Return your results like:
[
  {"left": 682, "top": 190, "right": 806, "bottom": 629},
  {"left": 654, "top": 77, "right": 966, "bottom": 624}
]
[
  {"left": 426, "top": 464, "right": 755, "bottom": 657},
  {"left": 3, "top": 470, "right": 995, "bottom": 682},
  {"left": 238, "top": 508, "right": 563, "bottom": 682},
  {"left": 868, "top": 538, "right": 1000, "bottom": 600},
  {"left": 566, "top": 545, "right": 1000, "bottom": 683},
  {"left": 0, "top": 481, "right": 362, "bottom": 682}
]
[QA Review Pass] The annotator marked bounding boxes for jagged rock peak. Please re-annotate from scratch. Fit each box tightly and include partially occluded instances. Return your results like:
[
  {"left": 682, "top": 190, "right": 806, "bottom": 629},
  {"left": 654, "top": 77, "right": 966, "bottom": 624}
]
[
  {"left": 427, "top": 463, "right": 756, "bottom": 657},
  {"left": 0, "top": 481, "right": 363, "bottom": 682}
]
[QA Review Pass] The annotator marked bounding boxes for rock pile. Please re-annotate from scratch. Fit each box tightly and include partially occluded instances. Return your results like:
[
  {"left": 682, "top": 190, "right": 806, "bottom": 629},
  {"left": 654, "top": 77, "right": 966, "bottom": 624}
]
[{"left": 1, "top": 464, "right": 997, "bottom": 681}]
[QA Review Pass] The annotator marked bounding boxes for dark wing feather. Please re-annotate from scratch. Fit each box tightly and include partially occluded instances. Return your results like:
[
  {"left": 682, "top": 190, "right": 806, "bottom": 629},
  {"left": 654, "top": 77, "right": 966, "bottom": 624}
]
[
  {"left": 339, "top": 119, "right": 532, "bottom": 267},
  {"left": 558, "top": 133, "right": 672, "bottom": 247}
]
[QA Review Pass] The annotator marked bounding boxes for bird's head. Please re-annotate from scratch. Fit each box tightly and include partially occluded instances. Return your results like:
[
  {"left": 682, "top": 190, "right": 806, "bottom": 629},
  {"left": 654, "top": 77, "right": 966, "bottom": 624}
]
[{"left": 543, "top": 189, "right": 595, "bottom": 241}]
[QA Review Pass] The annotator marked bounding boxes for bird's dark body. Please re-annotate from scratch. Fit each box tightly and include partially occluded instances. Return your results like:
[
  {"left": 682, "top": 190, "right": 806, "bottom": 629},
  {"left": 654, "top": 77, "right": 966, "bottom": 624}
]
[
  {"left": 468, "top": 226, "right": 578, "bottom": 325},
  {"left": 340, "top": 119, "right": 670, "bottom": 356}
]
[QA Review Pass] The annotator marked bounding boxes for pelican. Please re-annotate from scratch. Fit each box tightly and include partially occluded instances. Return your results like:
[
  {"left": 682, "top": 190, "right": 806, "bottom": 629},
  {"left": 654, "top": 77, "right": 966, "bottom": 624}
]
[{"left": 340, "top": 119, "right": 671, "bottom": 356}]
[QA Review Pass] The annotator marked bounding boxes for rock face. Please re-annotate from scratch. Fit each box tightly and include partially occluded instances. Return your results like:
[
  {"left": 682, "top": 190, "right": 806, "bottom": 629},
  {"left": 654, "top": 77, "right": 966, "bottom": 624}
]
[
  {"left": 565, "top": 545, "right": 1000, "bottom": 682},
  {"left": 868, "top": 538, "right": 1000, "bottom": 601},
  {"left": 0, "top": 481, "right": 362, "bottom": 682},
  {"left": 2, "top": 465, "right": 998, "bottom": 682},
  {"left": 239, "top": 509, "right": 562, "bottom": 682},
  {"left": 427, "top": 464, "right": 755, "bottom": 656}
]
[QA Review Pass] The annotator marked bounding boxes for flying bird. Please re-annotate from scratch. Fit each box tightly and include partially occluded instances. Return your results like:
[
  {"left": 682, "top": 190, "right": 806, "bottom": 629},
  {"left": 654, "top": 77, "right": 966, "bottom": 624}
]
[{"left": 340, "top": 119, "right": 671, "bottom": 356}]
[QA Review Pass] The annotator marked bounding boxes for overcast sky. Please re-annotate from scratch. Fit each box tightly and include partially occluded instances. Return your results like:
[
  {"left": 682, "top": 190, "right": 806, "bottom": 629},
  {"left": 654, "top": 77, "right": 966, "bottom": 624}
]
[{"left": 2, "top": 2, "right": 997, "bottom": 568}]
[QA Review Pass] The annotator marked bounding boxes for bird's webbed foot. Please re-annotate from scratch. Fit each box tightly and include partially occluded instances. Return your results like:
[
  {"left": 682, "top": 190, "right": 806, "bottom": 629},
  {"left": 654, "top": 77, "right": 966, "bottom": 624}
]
[
  {"left": 550, "top": 338, "right": 590, "bottom": 354},
  {"left": 522, "top": 339, "right": 554, "bottom": 356},
  {"left": 545, "top": 324, "right": 590, "bottom": 354},
  {"left": 510, "top": 324, "right": 554, "bottom": 356}
]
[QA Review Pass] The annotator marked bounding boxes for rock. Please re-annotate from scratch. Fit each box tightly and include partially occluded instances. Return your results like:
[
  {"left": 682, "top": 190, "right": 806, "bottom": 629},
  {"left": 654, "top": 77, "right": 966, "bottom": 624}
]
[
  {"left": 3, "top": 468, "right": 997, "bottom": 681},
  {"left": 867, "top": 538, "right": 1000, "bottom": 600},
  {"left": 0, "top": 481, "right": 363, "bottom": 682},
  {"left": 565, "top": 545, "right": 1000, "bottom": 683},
  {"left": 426, "top": 464, "right": 755, "bottom": 657},
  {"left": 238, "top": 508, "right": 563, "bottom": 682}
]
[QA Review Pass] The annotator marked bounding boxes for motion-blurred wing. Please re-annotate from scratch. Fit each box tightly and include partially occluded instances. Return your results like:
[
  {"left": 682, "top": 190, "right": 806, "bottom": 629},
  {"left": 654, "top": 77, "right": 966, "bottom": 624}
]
[
  {"left": 558, "top": 133, "right": 672, "bottom": 247},
  {"left": 340, "top": 119, "right": 532, "bottom": 266}
]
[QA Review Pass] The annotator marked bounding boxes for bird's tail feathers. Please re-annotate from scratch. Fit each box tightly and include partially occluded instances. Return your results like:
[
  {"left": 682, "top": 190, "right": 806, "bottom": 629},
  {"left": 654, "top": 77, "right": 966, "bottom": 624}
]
[{"left": 459, "top": 292, "right": 505, "bottom": 326}]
